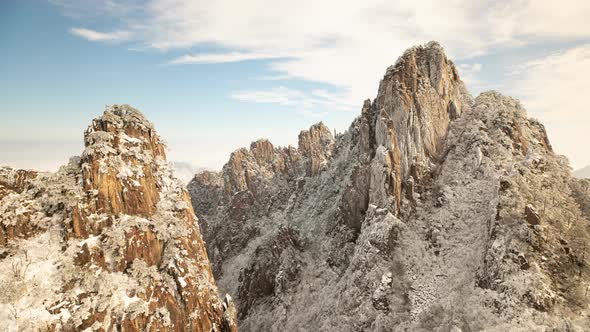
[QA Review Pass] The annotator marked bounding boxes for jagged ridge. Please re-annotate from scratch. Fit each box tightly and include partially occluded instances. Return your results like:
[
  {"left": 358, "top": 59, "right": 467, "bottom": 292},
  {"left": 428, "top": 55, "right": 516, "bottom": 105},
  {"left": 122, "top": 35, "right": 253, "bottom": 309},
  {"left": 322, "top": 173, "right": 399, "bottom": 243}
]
[{"left": 188, "top": 42, "right": 590, "bottom": 331}]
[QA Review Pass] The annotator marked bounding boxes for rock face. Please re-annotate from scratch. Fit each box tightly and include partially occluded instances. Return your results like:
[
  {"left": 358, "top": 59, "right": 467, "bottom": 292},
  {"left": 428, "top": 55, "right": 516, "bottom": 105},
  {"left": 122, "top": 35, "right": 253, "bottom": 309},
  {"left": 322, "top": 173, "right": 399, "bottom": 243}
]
[
  {"left": 373, "top": 42, "right": 471, "bottom": 187},
  {"left": 219, "top": 122, "right": 334, "bottom": 201},
  {"left": 0, "top": 168, "right": 40, "bottom": 246},
  {"left": 189, "top": 42, "right": 590, "bottom": 331},
  {"left": 298, "top": 123, "right": 335, "bottom": 176},
  {"left": 0, "top": 105, "right": 237, "bottom": 331}
]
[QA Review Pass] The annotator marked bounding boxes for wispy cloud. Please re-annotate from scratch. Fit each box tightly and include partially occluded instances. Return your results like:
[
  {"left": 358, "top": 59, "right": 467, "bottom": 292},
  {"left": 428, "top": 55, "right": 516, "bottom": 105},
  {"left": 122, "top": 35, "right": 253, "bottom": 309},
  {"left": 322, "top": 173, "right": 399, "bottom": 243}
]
[
  {"left": 457, "top": 63, "right": 485, "bottom": 91},
  {"left": 459, "top": 63, "right": 482, "bottom": 73},
  {"left": 231, "top": 87, "right": 304, "bottom": 106},
  {"left": 69, "top": 28, "right": 131, "bottom": 42},
  {"left": 167, "top": 52, "right": 286, "bottom": 65},
  {"left": 231, "top": 86, "right": 354, "bottom": 116},
  {"left": 509, "top": 44, "right": 590, "bottom": 167},
  {"left": 255, "top": 74, "right": 293, "bottom": 81},
  {"left": 56, "top": 1, "right": 590, "bottom": 105},
  {"left": 510, "top": 45, "right": 590, "bottom": 121},
  {"left": 54, "top": 1, "right": 590, "bottom": 166}
]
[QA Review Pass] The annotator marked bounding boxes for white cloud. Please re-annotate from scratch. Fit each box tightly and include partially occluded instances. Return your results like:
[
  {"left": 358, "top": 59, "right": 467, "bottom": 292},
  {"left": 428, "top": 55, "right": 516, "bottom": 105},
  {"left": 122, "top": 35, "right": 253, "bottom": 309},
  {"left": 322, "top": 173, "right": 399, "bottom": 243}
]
[
  {"left": 457, "top": 63, "right": 485, "bottom": 91},
  {"left": 510, "top": 45, "right": 590, "bottom": 168},
  {"left": 168, "top": 52, "right": 286, "bottom": 65},
  {"left": 231, "top": 86, "right": 353, "bottom": 116},
  {"left": 231, "top": 87, "right": 305, "bottom": 106},
  {"left": 55, "top": 0, "right": 590, "bottom": 166},
  {"left": 460, "top": 63, "right": 482, "bottom": 73},
  {"left": 57, "top": 0, "right": 590, "bottom": 107},
  {"left": 69, "top": 28, "right": 131, "bottom": 42}
]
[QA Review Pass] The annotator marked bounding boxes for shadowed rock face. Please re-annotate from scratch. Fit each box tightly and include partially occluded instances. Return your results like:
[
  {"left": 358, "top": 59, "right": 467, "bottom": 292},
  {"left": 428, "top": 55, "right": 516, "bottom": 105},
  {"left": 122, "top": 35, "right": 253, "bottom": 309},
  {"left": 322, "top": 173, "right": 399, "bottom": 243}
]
[
  {"left": 189, "top": 42, "right": 590, "bottom": 331},
  {"left": 0, "top": 105, "right": 237, "bottom": 331}
]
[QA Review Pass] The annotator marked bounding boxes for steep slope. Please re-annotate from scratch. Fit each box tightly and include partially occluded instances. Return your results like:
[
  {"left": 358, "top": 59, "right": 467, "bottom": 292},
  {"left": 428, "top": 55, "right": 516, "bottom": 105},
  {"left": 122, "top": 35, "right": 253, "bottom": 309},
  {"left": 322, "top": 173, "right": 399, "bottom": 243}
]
[
  {"left": 0, "top": 105, "right": 237, "bottom": 331},
  {"left": 188, "top": 42, "right": 590, "bottom": 331}
]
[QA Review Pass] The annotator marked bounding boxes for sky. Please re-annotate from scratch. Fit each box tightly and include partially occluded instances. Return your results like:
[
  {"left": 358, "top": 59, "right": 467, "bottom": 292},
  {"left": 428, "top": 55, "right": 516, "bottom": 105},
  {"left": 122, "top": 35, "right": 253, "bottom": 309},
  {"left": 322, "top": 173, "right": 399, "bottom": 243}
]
[{"left": 1, "top": 0, "right": 589, "bottom": 172}]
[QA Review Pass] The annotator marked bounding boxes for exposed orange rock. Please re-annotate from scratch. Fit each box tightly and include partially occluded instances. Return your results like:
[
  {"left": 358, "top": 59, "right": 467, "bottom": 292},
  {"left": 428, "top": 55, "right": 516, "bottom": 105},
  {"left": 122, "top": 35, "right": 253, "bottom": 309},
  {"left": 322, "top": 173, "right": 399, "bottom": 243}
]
[
  {"left": 63, "top": 105, "right": 237, "bottom": 331},
  {"left": 373, "top": 42, "right": 471, "bottom": 194},
  {"left": 219, "top": 123, "right": 334, "bottom": 201},
  {"left": 81, "top": 106, "right": 164, "bottom": 217},
  {"left": 298, "top": 122, "right": 334, "bottom": 176},
  {"left": 338, "top": 41, "right": 472, "bottom": 224},
  {"left": 250, "top": 139, "right": 275, "bottom": 165},
  {"left": 0, "top": 105, "right": 237, "bottom": 331}
]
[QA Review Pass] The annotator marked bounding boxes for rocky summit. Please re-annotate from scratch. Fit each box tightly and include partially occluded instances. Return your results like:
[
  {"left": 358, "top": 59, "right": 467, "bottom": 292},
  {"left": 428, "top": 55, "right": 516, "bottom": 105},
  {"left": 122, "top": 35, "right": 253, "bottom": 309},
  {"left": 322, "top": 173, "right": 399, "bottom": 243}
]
[
  {"left": 0, "top": 106, "right": 237, "bottom": 331},
  {"left": 188, "top": 42, "right": 590, "bottom": 331}
]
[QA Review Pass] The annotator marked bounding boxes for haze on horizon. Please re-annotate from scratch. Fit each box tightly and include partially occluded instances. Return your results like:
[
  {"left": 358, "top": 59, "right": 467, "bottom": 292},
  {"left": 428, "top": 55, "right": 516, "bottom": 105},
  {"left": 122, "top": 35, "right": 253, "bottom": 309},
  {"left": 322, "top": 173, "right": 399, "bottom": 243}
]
[{"left": 1, "top": 0, "right": 590, "bottom": 172}]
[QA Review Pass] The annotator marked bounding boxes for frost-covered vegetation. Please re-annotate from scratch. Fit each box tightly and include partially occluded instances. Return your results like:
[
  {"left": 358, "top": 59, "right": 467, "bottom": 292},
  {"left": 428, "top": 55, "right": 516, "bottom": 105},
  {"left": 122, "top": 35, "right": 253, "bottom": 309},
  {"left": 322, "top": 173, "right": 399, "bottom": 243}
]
[{"left": 0, "top": 105, "right": 236, "bottom": 331}]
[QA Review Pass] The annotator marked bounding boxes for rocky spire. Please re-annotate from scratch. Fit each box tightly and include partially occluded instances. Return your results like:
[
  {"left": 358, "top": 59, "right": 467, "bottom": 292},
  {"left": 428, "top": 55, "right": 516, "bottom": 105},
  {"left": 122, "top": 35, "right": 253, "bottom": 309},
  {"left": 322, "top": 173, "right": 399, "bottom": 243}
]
[
  {"left": 338, "top": 42, "right": 472, "bottom": 231},
  {"left": 80, "top": 105, "right": 165, "bottom": 218},
  {"left": 72, "top": 105, "right": 237, "bottom": 331},
  {"left": 0, "top": 105, "right": 237, "bottom": 331},
  {"left": 367, "top": 41, "right": 472, "bottom": 214}
]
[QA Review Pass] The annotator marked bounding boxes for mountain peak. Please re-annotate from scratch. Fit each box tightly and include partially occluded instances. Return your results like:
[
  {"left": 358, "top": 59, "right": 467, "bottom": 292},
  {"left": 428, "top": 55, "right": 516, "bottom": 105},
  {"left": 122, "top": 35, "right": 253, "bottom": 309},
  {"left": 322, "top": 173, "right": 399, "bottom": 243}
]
[
  {"left": 81, "top": 104, "right": 166, "bottom": 217},
  {"left": 386, "top": 41, "right": 458, "bottom": 92},
  {"left": 365, "top": 42, "right": 472, "bottom": 214},
  {"left": 188, "top": 43, "right": 590, "bottom": 331},
  {"left": 100, "top": 104, "right": 153, "bottom": 129},
  {"left": 0, "top": 106, "right": 237, "bottom": 331}
]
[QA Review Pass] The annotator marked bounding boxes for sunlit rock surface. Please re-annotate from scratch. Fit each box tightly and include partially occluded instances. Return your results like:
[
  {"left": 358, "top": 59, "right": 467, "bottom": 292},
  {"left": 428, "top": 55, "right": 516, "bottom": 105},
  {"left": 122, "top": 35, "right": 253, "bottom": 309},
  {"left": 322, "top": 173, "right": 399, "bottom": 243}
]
[
  {"left": 189, "top": 42, "right": 590, "bottom": 331},
  {"left": 0, "top": 105, "right": 237, "bottom": 331}
]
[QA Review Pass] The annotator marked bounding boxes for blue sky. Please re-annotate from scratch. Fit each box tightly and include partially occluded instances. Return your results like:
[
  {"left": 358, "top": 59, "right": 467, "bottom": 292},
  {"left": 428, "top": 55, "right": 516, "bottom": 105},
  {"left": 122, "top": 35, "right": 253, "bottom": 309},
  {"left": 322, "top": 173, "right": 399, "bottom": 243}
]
[{"left": 1, "top": 0, "right": 590, "bottom": 171}]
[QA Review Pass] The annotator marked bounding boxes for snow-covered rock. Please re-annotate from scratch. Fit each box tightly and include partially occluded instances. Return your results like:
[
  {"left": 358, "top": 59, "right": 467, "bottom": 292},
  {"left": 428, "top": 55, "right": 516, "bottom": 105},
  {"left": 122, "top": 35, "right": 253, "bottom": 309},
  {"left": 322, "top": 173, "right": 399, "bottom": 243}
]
[
  {"left": 189, "top": 42, "right": 590, "bottom": 331},
  {"left": 0, "top": 105, "right": 236, "bottom": 331}
]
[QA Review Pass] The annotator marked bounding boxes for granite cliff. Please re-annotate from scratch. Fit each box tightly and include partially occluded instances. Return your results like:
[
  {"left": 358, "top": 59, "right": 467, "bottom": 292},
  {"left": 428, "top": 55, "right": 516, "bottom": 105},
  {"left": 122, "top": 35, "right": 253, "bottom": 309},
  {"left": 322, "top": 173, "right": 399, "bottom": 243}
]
[
  {"left": 0, "top": 106, "right": 237, "bottom": 331},
  {"left": 188, "top": 42, "right": 590, "bottom": 331}
]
